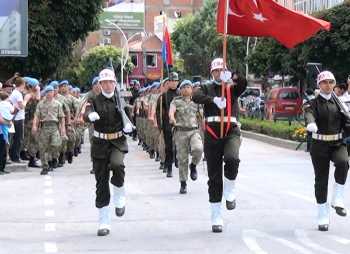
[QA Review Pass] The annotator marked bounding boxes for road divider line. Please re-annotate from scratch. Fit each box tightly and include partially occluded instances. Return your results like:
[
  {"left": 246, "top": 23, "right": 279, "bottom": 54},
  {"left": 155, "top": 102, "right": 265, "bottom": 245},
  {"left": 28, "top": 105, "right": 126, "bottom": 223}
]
[
  {"left": 242, "top": 230, "right": 268, "bottom": 254},
  {"left": 295, "top": 229, "right": 340, "bottom": 254},
  {"left": 44, "top": 242, "right": 57, "bottom": 253}
]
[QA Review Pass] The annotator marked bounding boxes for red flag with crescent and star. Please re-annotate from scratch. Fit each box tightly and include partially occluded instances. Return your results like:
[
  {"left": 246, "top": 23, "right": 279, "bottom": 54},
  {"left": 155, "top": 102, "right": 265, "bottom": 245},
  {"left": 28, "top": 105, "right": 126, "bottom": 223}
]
[{"left": 217, "top": 0, "right": 331, "bottom": 48}]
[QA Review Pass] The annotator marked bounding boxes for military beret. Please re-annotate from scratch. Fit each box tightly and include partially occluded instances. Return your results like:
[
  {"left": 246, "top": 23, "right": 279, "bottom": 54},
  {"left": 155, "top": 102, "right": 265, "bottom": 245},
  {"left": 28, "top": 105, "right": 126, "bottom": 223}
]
[
  {"left": 44, "top": 85, "right": 54, "bottom": 94},
  {"left": 24, "top": 77, "right": 39, "bottom": 87},
  {"left": 49, "top": 80, "right": 59, "bottom": 89},
  {"left": 91, "top": 76, "right": 100, "bottom": 86},
  {"left": 179, "top": 80, "right": 192, "bottom": 89},
  {"left": 59, "top": 80, "right": 69, "bottom": 86}
]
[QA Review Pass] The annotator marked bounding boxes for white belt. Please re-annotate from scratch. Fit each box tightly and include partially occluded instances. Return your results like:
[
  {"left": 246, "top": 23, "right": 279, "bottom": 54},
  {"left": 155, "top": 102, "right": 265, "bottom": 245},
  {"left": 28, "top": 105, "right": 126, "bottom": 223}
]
[
  {"left": 206, "top": 116, "right": 238, "bottom": 123},
  {"left": 93, "top": 130, "right": 123, "bottom": 140},
  {"left": 312, "top": 133, "right": 342, "bottom": 141}
]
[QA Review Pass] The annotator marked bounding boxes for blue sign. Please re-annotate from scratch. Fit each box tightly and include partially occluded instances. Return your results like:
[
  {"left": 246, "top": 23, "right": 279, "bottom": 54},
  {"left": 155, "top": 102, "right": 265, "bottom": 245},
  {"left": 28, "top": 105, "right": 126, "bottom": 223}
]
[{"left": 0, "top": 0, "right": 28, "bottom": 57}]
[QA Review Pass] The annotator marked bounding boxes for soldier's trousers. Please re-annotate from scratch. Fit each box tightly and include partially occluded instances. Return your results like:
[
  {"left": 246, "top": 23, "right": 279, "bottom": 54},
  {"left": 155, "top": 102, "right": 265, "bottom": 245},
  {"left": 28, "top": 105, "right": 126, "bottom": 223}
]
[
  {"left": 174, "top": 129, "right": 203, "bottom": 182},
  {"left": 310, "top": 140, "right": 349, "bottom": 204},
  {"left": 38, "top": 124, "right": 62, "bottom": 169},
  {"left": 158, "top": 131, "right": 166, "bottom": 163},
  {"left": 66, "top": 127, "right": 76, "bottom": 152},
  {"left": 24, "top": 123, "right": 38, "bottom": 157},
  {"left": 163, "top": 127, "right": 174, "bottom": 168},
  {"left": 204, "top": 129, "right": 242, "bottom": 203},
  {"left": 93, "top": 148, "right": 126, "bottom": 208}
]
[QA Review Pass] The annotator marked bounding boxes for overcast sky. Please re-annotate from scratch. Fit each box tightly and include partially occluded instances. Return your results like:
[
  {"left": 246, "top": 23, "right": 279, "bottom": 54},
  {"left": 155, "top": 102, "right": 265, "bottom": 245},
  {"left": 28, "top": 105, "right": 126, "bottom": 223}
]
[{"left": 0, "top": 0, "right": 19, "bottom": 17}]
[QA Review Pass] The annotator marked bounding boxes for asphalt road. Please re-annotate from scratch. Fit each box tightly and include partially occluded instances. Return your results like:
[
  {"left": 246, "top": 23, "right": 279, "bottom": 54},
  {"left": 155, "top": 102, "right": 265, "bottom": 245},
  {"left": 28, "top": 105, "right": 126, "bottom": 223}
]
[{"left": 1, "top": 137, "right": 349, "bottom": 254}]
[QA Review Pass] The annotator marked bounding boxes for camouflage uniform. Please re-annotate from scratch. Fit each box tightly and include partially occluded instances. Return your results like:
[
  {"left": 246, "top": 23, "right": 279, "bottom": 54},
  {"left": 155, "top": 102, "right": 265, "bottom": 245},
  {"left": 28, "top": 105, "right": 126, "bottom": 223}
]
[
  {"left": 24, "top": 98, "right": 39, "bottom": 158},
  {"left": 35, "top": 98, "right": 64, "bottom": 171},
  {"left": 170, "top": 96, "right": 203, "bottom": 182},
  {"left": 55, "top": 94, "right": 70, "bottom": 165},
  {"left": 61, "top": 93, "right": 77, "bottom": 162}
]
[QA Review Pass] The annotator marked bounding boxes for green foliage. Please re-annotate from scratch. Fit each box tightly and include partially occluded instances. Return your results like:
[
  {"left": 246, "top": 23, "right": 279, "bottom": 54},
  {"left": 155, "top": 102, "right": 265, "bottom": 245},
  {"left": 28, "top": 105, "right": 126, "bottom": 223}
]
[
  {"left": 240, "top": 118, "right": 302, "bottom": 141},
  {"left": 78, "top": 46, "right": 134, "bottom": 86},
  {"left": 172, "top": 0, "right": 246, "bottom": 77},
  {"left": 0, "top": 0, "right": 103, "bottom": 79}
]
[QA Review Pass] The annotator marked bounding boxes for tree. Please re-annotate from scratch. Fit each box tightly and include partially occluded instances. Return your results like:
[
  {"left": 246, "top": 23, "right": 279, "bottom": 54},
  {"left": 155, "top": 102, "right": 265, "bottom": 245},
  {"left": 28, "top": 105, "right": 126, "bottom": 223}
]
[
  {"left": 79, "top": 45, "right": 134, "bottom": 86},
  {"left": 0, "top": 0, "right": 103, "bottom": 79},
  {"left": 172, "top": 0, "right": 246, "bottom": 78}
]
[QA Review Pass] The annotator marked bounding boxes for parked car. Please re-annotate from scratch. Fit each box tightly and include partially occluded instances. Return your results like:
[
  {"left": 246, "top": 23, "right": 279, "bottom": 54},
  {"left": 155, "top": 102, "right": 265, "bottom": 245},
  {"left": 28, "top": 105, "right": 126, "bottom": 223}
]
[{"left": 264, "top": 87, "right": 302, "bottom": 121}]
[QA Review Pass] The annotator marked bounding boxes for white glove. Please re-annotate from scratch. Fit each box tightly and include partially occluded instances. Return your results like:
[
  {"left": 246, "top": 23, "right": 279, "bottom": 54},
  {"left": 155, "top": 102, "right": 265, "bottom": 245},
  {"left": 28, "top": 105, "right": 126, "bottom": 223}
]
[
  {"left": 88, "top": 112, "right": 100, "bottom": 122},
  {"left": 220, "top": 70, "right": 232, "bottom": 82},
  {"left": 213, "top": 97, "right": 227, "bottom": 109},
  {"left": 123, "top": 123, "right": 133, "bottom": 134},
  {"left": 306, "top": 122, "right": 318, "bottom": 133}
]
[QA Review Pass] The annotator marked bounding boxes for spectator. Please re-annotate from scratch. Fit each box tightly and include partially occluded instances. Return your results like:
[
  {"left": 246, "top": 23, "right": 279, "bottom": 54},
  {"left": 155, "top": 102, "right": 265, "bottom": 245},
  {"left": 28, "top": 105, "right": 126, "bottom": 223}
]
[
  {"left": 9, "top": 77, "right": 26, "bottom": 162},
  {"left": 0, "top": 91, "right": 14, "bottom": 174}
]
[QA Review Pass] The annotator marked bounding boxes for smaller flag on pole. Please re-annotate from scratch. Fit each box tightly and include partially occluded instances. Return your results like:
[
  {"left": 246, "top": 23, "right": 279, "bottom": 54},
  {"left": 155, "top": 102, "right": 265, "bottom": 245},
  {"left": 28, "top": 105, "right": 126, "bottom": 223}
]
[{"left": 162, "top": 25, "right": 173, "bottom": 67}]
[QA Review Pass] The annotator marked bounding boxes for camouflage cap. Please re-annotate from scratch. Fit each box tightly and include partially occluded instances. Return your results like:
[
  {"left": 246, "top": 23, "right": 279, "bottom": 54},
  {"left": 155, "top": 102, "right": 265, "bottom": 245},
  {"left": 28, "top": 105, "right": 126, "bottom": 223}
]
[{"left": 169, "top": 72, "right": 179, "bottom": 81}]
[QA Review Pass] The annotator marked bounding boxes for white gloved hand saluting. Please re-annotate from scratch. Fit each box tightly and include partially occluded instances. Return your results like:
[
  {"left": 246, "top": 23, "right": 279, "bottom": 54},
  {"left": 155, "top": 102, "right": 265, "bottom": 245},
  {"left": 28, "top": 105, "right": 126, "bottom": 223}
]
[
  {"left": 88, "top": 112, "right": 100, "bottom": 122},
  {"left": 123, "top": 123, "right": 133, "bottom": 134},
  {"left": 306, "top": 122, "right": 318, "bottom": 133},
  {"left": 213, "top": 97, "right": 227, "bottom": 109}
]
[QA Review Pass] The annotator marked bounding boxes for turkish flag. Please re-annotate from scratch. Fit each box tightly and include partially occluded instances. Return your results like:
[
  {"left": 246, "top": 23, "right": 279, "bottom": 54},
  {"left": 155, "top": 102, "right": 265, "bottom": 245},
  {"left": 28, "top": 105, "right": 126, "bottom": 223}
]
[{"left": 217, "top": 0, "right": 331, "bottom": 48}]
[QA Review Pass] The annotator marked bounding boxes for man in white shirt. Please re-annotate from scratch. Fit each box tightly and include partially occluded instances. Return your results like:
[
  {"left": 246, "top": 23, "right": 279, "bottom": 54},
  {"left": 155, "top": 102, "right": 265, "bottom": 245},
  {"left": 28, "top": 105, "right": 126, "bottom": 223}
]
[{"left": 8, "top": 77, "right": 26, "bottom": 162}]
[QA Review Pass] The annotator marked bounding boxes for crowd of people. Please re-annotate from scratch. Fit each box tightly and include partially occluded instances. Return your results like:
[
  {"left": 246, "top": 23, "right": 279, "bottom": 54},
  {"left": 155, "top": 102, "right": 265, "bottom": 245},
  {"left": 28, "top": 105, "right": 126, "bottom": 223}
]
[{"left": 0, "top": 74, "right": 86, "bottom": 175}]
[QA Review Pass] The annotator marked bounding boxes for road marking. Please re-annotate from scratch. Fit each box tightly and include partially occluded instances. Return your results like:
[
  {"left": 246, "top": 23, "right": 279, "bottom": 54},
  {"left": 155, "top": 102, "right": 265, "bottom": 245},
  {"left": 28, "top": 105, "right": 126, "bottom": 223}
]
[
  {"left": 44, "top": 198, "right": 55, "bottom": 206},
  {"left": 44, "top": 189, "right": 53, "bottom": 195},
  {"left": 295, "top": 229, "right": 340, "bottom": 254},
  {"left": 285, "top": 191, "right": 314, "bottom": 204},
  {"left": 243, "top": 229, "right": 313, "bottom": 254},
  {"left": 45, "top": 223, "right": 56, "bottom": 232},
  {"left": 44, "top": 181, "right": 52, "bottom": 187},
  {"left": 44, "top": 242, "right": 57, "bottom": 253},
  {"left": 328, "top": 235, "right": 350, "bottom": 245},
  {"left": 45, "top": 210, "right": 55, "bottom": 217}
]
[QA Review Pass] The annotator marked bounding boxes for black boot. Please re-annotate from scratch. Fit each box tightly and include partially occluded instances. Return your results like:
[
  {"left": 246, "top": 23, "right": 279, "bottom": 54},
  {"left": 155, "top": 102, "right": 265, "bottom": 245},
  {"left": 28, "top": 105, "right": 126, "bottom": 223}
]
[
  {"left": 66, "top": 152, "right": 73, "bottom": 164},
  {"left": 174, "top": 158, "right": 178, "bottom": 168},
  {"left": 149, "top": 150, "right": 155, "bottom": 159},
  {"left": 40, "top": 168, "right": 49, "bottom": 175},
  {"left": 90, "top": 169, "right": 95, "bottom": 174},
  {"left": 20, "top": 150, "right": 30, "bottom": 161},
  {"left": 97, "top": 228, "right": 110, "bottom": 236},
  {"left": 166, "top": 165, "right": 172, "bottom": 178},
  {"left": 155, "top": 152, "right": 160, "bottom": 162},
  {"left": 77, "top": 145, "right": 81, "bottom": 154},
  {"left": 58, "top": 153, "right": 64, "bottom": 167},
  {"left": 179, "top": 181, "right": 187, "bottom": 194},
  {"left": 52, "top": 159, "right": 58, "bottom": 169},
  {"left": 36, "top": 151, "right": 40, "bottom": 160},
  {"left": 48, "top": 161, "right": 54, "bottom": 172},
  {"left": 74, "top": 148, "right": 79, "bottom": 157},
  {"left": 159, "top": 162, "right": 165, "bottom": 171},
  {"left": 28, "top": 157, "right": 40, "bottom": 168},
  {"left": 0, "top": 169, "right": 10, "bottom": 175},
  {"left": 115, "top": 207, "right": 125, "bottom": 217},
  {"left": 138, "top": 140, "right": 142, "bottom": 146},
  {"left": 189, "top": 163, "right": 198, "bottom": 181}
]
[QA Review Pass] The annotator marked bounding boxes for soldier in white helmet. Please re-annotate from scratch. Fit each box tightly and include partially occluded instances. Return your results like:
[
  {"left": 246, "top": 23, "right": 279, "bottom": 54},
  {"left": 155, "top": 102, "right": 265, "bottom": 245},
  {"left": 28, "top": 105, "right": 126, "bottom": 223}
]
[
  {"left": 83, "top": 68, "right": 133, "bottom": 236},
  {"left": 192, "top": 58, "right": 247, "bottom": 233},
  {"left": 304, "top": 70, "right": 350, "bottom": 231}
]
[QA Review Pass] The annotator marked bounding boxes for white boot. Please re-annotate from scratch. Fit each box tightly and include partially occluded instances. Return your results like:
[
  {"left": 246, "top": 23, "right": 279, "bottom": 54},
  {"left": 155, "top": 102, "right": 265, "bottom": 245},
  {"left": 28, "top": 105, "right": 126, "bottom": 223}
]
[
  {"left": 224, "top": 177, "right": 236, "bottom": 210},
  {"left": 210, "top": 202, "right": 223, "bottom": 233},
  {"left": 97, "top": 206, "right": 111, "bottom": 236},
  {"left": 113, "top": 185, "right": 126, "bottom": 217},
  {"left": 331, "top": 183, "right": 347, "bottom": 216},
  {"left": 317, "top": 203, "right": 330, "bottom": 231}
]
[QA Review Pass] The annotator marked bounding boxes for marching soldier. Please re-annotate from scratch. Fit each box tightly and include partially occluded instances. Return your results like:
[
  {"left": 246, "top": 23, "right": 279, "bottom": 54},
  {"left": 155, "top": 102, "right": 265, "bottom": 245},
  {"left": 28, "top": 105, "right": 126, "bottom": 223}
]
[
  {"left": 169, "top": 80, "right": 203, "bottom": 194},
  {"left": 304, "top": 71, "right": 349, "bottom": 231},
  {"left": 157, "top": 72, "right": 179, "bottom": 177},
  {"left": 32, "top": 86, "right": 65, "bottom": 175},
  {"left": 83, "top": 68, "right": 133, "bottom": 237},
  {"left": 192, "top": 58, "right": 247, "bottom": 233},
  {"left": 23, "top": 77, "right": 41, "bottom": 168}
]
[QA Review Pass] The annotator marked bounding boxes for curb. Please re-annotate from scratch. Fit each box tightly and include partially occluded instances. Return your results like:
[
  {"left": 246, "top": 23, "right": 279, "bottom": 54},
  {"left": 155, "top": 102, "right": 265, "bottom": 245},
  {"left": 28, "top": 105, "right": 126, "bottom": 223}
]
[
  {"left": 241, "top": 130, "right": 307, "bottom": 151},
  {"left": 5, "top": 162, "right": 28, "bottom": 172}
]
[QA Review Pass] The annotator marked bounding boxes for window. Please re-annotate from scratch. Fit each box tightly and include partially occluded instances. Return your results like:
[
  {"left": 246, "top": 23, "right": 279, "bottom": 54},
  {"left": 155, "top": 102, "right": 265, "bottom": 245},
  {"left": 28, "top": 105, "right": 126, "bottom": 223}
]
[
  {"left": 130, "top": 54, "right": 138, "bottom": 67},
  {"left": 279, "top": 91, "right": 299, "bottom": 100},
  {"left": 103, "top": 38, "right": 111, "bottom": 45},
  {"left": 146, "top": 54, "right": 157, "bottom": 68}
]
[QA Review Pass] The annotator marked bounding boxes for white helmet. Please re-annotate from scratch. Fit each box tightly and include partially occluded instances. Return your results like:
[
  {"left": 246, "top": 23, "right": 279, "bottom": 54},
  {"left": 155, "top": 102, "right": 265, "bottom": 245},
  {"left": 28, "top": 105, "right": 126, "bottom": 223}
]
[
  {"left": 210, "top": 58, "right": 225, "bottom": 72},
  {"left": 317, "top": 71, "right": 336, "bottom": 85},
  {"left": 99, "top": 68, "right": 116, "bottom": 82}
]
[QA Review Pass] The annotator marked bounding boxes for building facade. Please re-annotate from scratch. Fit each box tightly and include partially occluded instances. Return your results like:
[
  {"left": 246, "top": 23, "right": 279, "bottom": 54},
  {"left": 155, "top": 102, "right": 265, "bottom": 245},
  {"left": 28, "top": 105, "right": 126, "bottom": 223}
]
[{"left": 277, "top": 0, "right": 345, "bottom": 14}]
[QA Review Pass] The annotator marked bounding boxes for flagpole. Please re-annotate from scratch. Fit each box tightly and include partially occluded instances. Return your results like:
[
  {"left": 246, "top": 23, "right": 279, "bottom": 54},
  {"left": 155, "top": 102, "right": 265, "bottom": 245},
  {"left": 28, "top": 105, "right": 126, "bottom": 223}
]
[
  {"left": 220, "top": 0, "right": 229, "bottom": 138},
  {"left": 160, "top": 14, "right": 166, "bottom": 132}
]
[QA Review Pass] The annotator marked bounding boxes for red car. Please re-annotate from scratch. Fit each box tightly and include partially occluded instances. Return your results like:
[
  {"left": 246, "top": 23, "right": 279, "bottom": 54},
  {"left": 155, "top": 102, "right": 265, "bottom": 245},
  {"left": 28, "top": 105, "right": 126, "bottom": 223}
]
[{"left": 265, "top": 87, "right": 302, "bottom": 121}]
